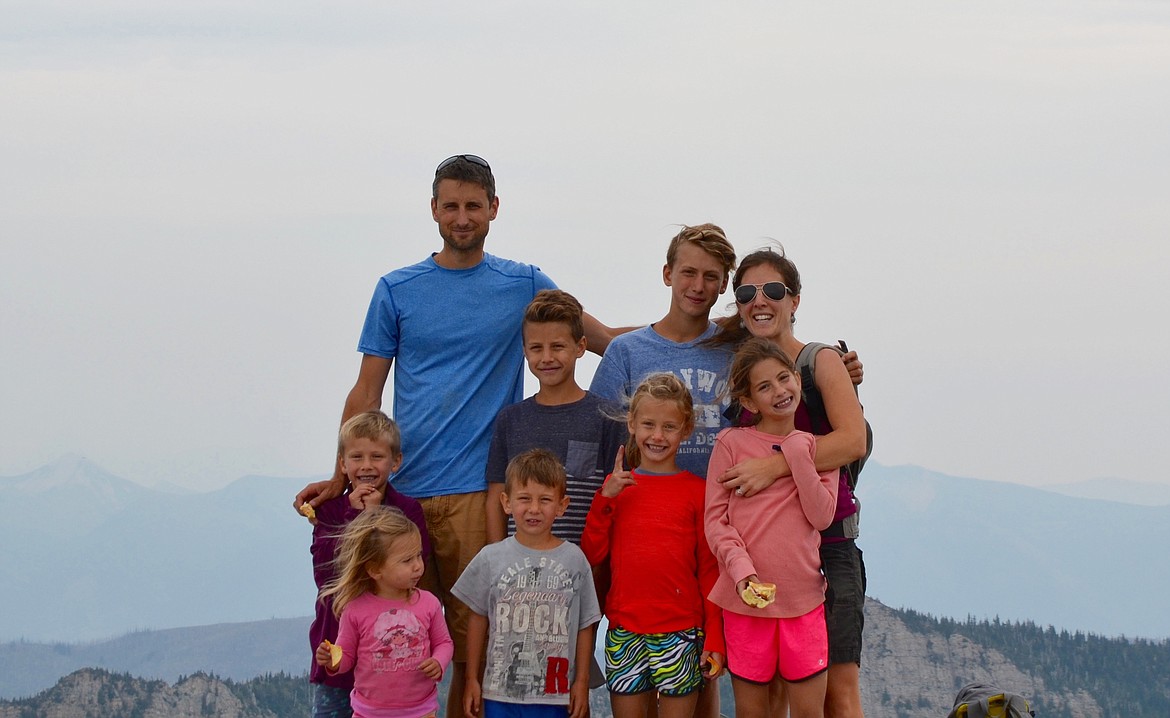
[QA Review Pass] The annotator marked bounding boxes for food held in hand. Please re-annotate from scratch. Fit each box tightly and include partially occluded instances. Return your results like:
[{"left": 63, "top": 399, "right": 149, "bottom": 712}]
[
  {"left": 299, "top": 503, "right": 316, "bottom": 521},
  {"left": 323, "top": 639, "right": 342, "bottom": 669},
  {"left": 740, "top": 580, "right": 777, "bottom": 608},
  {"left": 705, "top": 654, "right": 723, "bottom": 676}
]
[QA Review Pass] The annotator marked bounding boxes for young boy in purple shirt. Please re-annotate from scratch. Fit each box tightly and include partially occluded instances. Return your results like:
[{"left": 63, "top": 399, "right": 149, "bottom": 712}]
[{"left": 306, "top": 411, "right": 431, "bottom": 718}]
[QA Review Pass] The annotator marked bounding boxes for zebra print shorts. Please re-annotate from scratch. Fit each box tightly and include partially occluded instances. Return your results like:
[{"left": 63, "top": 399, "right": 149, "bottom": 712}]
[{"left": 603, "top": 626, "right": 704, "bottom": 696}]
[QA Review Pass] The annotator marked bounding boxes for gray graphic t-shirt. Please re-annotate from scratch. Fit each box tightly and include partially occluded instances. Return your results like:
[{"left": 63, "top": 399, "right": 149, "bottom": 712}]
[{"left": 452, "top": 537, "right": 601, "bottom": 705}]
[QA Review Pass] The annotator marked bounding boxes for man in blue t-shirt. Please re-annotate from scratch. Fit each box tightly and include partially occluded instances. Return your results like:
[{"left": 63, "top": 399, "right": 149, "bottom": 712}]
[{"left": 295, "top": 155, "right": 620, "bottom": 718}]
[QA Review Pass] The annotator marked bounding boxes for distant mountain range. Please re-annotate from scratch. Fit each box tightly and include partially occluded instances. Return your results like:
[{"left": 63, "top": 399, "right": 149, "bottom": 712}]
[
  {"left": 0, "top": 455, "right": 318, "bottom": 644},
  {"left": 0, "top": 617, "right": 309, "bottom": 700},
  {"left": 858, "top": 463, "right": 1170, "bottom": 639},
  {"left": 2, "top": 455, "right": 1167, "bottom": 648},
  {"left": 6, "top": 600, "right": 1169, "bottom": 715},
  {"left": 1043, "top": 475, "right": 1170, "bottom": 505}
]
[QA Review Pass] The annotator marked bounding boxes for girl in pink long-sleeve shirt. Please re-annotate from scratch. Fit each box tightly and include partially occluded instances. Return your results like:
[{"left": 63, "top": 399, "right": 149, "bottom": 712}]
[
  {"left": 705, "top": 338, "right": 839, "bottom": 718},
  {"left": 316, "top": 506, "right": 453, "bottom": 718}
]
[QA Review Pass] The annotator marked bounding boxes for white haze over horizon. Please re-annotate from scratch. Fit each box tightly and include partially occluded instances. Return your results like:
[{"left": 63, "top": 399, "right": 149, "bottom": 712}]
[{"left": 3, "top": 2, "right": 1169, "bottom": 493}]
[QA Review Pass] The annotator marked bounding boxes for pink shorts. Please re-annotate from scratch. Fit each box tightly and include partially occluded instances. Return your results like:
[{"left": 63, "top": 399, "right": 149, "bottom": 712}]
[{"left": 722, "top": 604, "right": 828, "bottom": 683}]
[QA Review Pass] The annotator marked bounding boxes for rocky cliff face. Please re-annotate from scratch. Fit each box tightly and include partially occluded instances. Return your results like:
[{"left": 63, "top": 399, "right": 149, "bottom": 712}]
[
  {"left": 861, "top": 599, "right": 1102, "bottom": 717},
  {"left": 0, "top": 669, "right": 274, "bottom": 718}
]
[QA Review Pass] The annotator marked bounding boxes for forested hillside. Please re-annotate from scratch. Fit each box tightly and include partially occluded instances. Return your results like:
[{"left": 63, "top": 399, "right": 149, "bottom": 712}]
[{"left": 893, "top": 606, "right": 1170, "bottom": 716}]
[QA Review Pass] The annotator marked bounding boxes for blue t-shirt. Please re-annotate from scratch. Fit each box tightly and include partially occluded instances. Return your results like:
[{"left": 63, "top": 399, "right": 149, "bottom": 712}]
[
  {"left": 358, "top": 253, "right": 556, "bottom": 497},
  {"left": 588, "top": 323, "right": 733, "bottom": 477}
]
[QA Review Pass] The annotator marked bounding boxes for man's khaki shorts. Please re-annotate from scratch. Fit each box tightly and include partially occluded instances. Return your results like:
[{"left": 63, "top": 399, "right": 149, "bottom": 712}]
[{"left": 417, "top": 490, "right": 487, "bottom": 663}]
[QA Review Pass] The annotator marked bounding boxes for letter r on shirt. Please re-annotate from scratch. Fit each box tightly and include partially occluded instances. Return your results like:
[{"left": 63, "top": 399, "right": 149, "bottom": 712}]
[{"left": 545, "top": 657, "right": 569, "bottom": 694}]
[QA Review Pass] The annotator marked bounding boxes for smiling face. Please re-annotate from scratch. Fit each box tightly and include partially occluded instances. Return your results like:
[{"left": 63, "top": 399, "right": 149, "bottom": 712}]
[
  {"left": 501, "top": 478, "right": 569, "bottom": 548},
  {"left": 523, "top": 321, "right": 586, "bottom": 392},
  {"left": 664, "top": 242, "right": 729, "bottom": 321},
  {"left": 367, "top": 532, "right": 425, "bottom": 601},
  {"left": 431, "top": 178, "right": 498, "bottom": 259},
  {"left": 737, "top": 264, "right": 801, "bottom": 343},
  {"left": 739, "top": 357, "right": 802, "bottom": 435},
  {"left": 627, "top": 397, "right": 692, "bottom": 474},
  {"left": 340, "top": 437, "right": 402, "bottom": 494}
]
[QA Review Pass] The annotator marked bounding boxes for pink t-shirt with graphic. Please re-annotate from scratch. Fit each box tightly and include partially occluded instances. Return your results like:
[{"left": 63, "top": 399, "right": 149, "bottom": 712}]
[{"left": 333, "top": 590, "right": 453, "bottom": 716}]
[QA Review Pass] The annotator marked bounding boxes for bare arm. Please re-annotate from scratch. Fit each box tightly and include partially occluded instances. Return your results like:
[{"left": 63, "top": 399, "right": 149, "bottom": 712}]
[
  {"left": 293, "top": 355, "right": 393, "bottom": 510},
  {"left": 464, "top": 612, "right": 488, "bottom": 718},
  {"left": 812, "top": 348, "right": 868, "bottom": 466},
  {"left": 484, "top": 413, "right": 511, "bottom": 543},
  {"left": 582, "top": 311, "right": 640, "bottom": 357},
  {"left": 342, "top": 354, "right": 393, "bottom": 420},
  {"left": 568, "top": 627, "right": 593, "bottom": 718}
]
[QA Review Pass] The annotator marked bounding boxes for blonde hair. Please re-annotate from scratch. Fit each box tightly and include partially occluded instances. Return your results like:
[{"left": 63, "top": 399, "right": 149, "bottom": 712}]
[
  {"left": 504, "top": 448, "right": 568, "bottom": 496},
  {"left": 625, "top": 374, "right": 694, "bottom": 469},
  {"left": 666, "top": 223, "right": 737, "bottom": 278},
  {"left": 338, "top": 411, "right": 402, "bottom": 456},
  {"left": 319, "top": 506, "right": 420, "bottom": 616}
]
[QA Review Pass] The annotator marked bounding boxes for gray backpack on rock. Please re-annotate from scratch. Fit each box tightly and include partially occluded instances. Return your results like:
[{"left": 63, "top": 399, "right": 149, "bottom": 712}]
[{"left": 947, "top": 682, "right": 1035, "bottom": 718}]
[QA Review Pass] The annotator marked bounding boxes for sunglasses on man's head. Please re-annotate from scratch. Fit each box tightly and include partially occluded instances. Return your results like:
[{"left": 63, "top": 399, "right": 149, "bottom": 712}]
[
  {"left": 734, "top": 282, "right": 792, "bottom": 305},
  {"left": 435, "top": 154, "right": 491, "bottom": 174}
]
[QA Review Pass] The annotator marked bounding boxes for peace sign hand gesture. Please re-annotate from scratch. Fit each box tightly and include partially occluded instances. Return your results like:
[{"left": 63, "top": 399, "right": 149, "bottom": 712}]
[{"left": 601, "top": 445, "right": 637, "bottom": 499}]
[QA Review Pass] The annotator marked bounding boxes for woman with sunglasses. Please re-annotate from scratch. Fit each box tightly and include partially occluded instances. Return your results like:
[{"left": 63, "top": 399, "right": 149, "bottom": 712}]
[{"left": 706, "top": 247, "right": 869, "bottom": 718}]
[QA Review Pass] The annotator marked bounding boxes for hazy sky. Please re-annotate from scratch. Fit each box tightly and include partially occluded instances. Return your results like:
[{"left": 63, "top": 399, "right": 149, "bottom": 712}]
[{"left": 3, "top": 2, "right": 1169, "bottom": 492}]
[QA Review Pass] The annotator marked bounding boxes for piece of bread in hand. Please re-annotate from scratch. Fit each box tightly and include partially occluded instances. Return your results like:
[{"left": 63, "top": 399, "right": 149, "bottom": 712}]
[
  {"left": 299, "top": 503, "right": 316, "bottom": 522},
  {"left": 740, "top": 580, "right": 777, "bottom": 608},
  {"left": 323, "top": 639, "right": 342, "bottom": 669}
]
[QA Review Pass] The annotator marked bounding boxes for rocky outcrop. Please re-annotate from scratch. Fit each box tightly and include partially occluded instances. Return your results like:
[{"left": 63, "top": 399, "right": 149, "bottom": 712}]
[
  {"left": 0, "top": 669, "right": 274, "bottom": 718},
  {"left": 861, "top": 599, "right": 1103, "bottom": 717}
]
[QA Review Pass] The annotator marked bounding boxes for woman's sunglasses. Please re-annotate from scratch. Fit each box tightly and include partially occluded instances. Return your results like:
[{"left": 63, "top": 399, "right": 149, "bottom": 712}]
[{"left": 734, "top": 282, "right": 792, "bottom": 305}]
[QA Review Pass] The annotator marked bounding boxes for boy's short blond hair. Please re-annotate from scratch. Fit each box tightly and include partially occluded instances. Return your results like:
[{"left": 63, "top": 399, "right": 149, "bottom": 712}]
[
  {"left": 523, "top": 290, "right": 584, "bottom": 342},
  {"left": 338, "top": 410, "right": 402, "bottom": 456},
  {"left": 666, "top": 223, "right": 737, "bottom": 278},
  {"left": 503, "top": 448, "right": 567, "bottom": 496}
]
